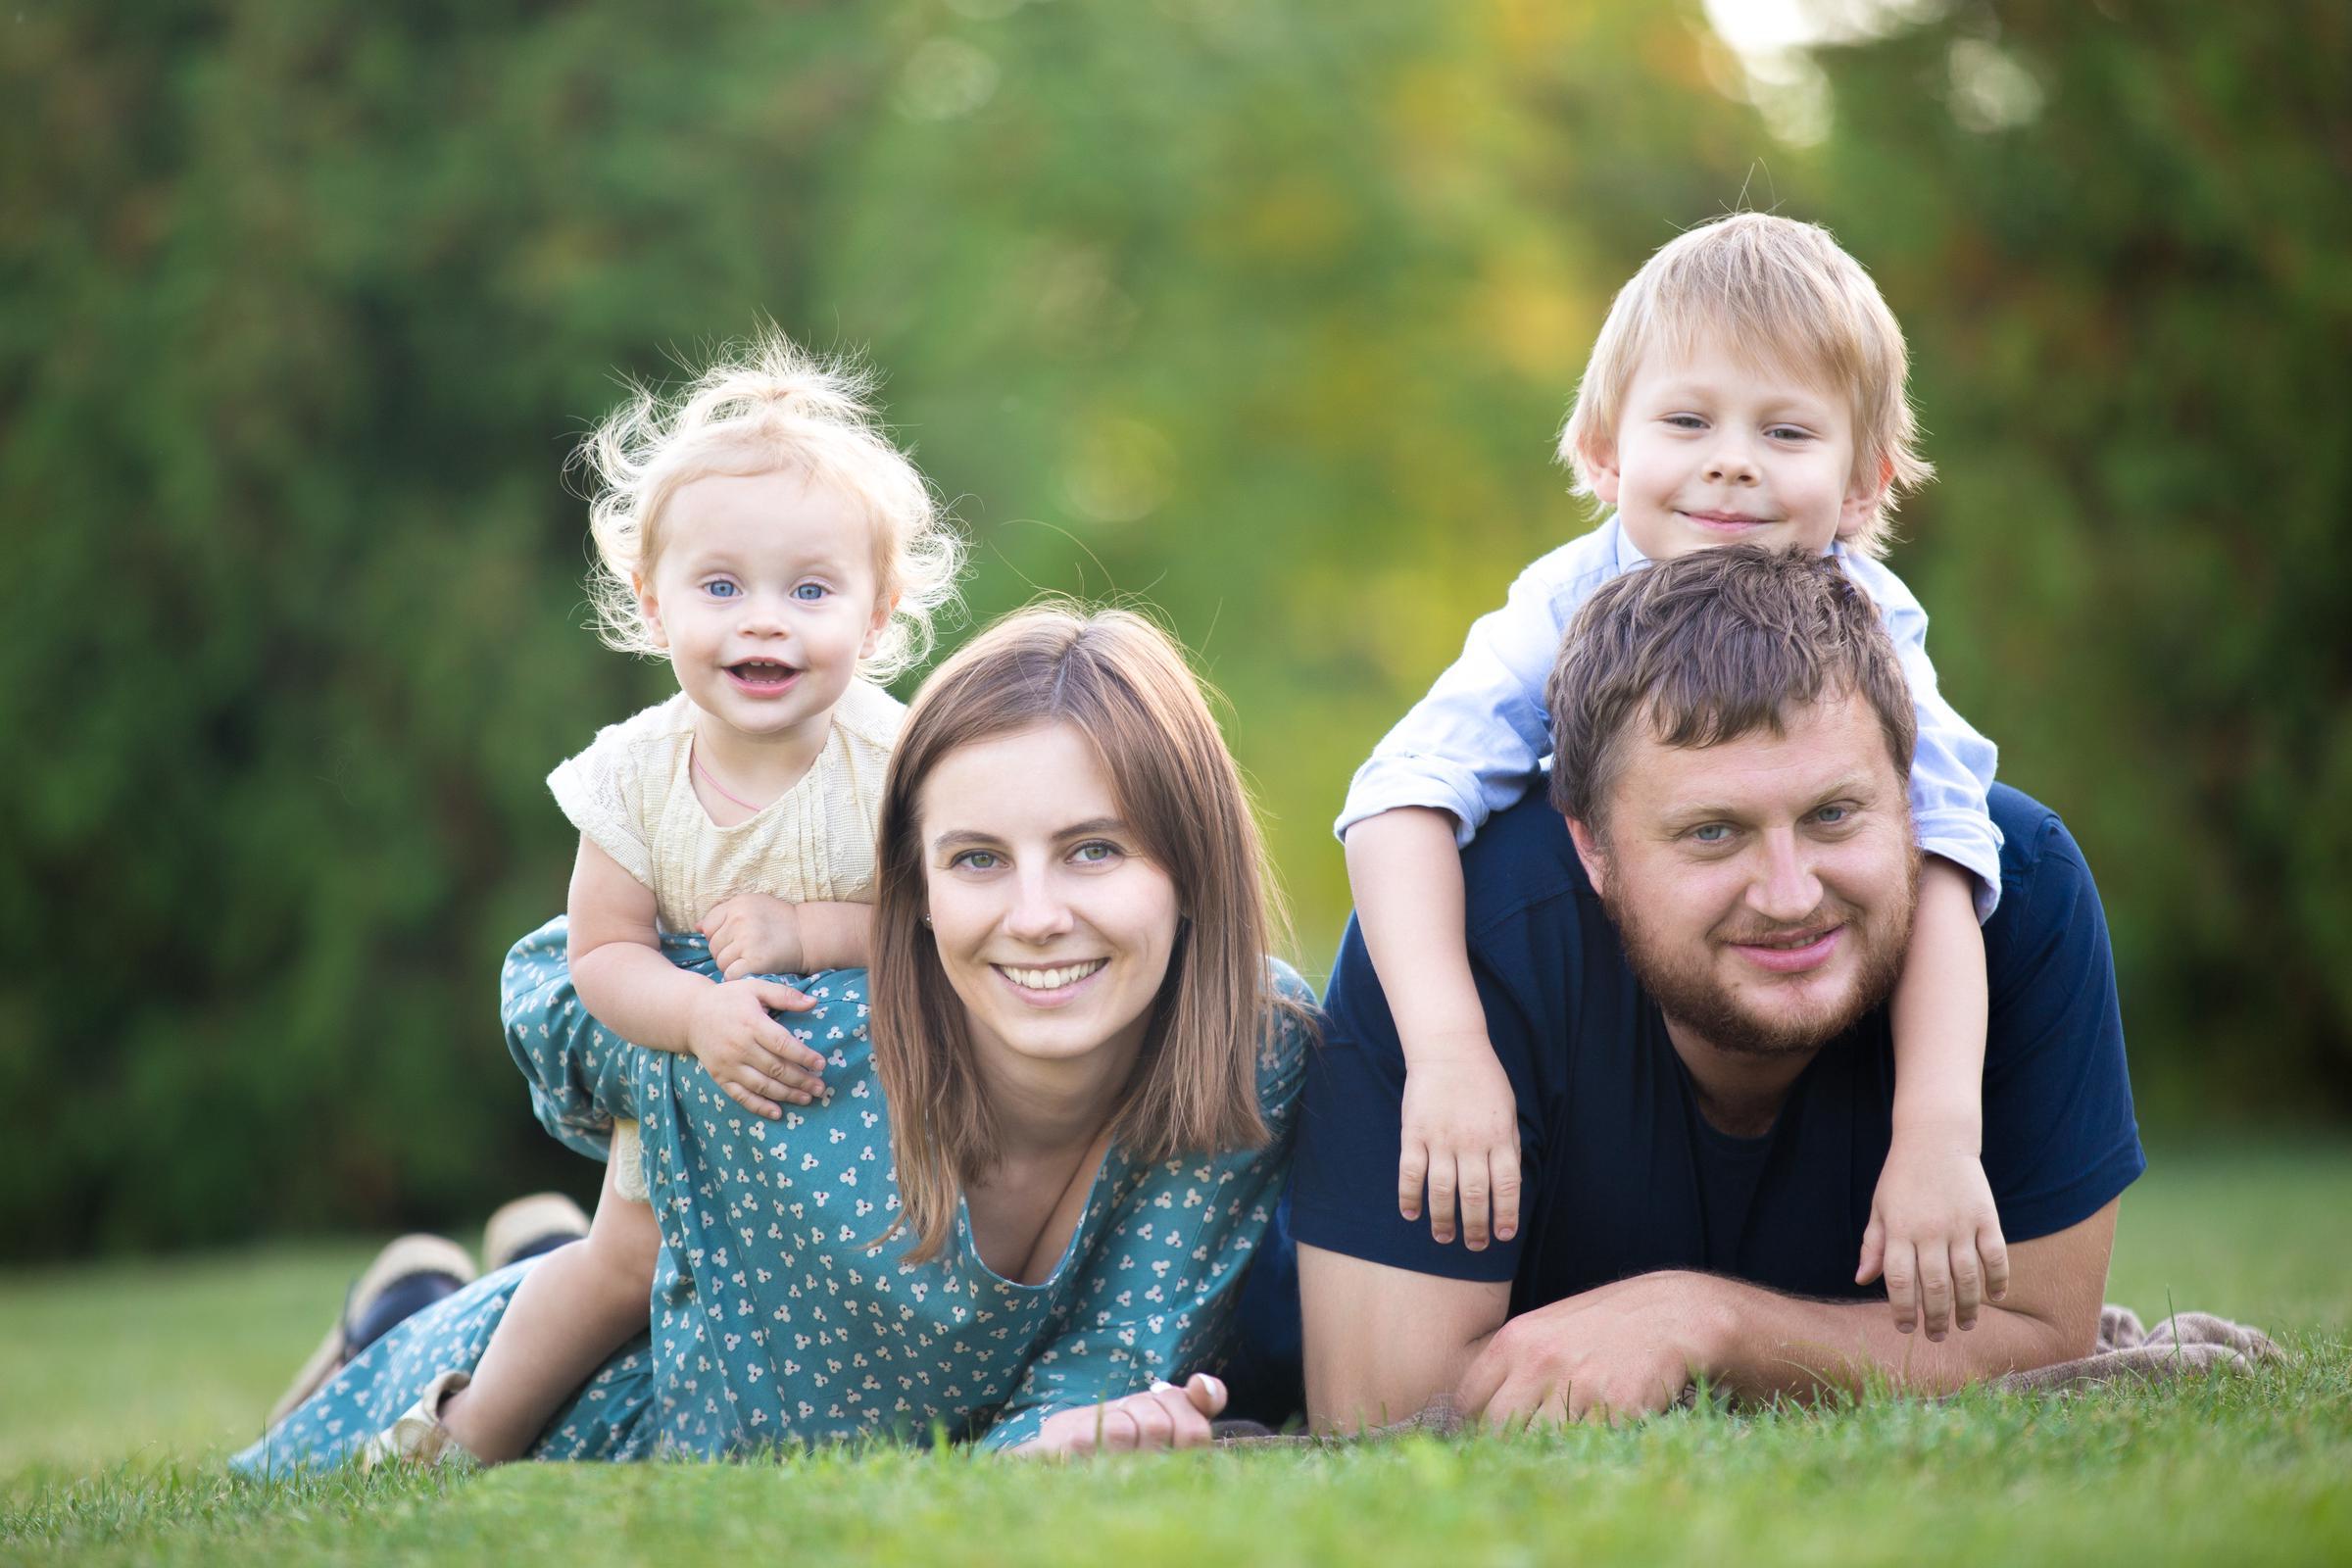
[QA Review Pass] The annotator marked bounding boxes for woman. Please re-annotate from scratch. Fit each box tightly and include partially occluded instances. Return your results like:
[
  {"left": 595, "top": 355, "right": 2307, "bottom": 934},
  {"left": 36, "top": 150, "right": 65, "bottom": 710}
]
[{"left": 236, "top": 606, "right": 1315, "bottom": 1470}]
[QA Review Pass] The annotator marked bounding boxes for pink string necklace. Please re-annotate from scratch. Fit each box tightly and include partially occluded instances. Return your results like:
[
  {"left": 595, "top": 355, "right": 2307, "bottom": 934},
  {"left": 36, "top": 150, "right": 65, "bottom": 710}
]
[{"left": 692, "top": 747, "right": 764, "bottom": 813}]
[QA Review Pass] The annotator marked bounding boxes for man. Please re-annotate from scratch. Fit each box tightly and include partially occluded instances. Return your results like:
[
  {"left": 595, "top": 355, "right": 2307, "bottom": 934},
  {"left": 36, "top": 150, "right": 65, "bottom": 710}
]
[{"left": 1290, "top": 546, "right": 2143, "bottom": 1428}]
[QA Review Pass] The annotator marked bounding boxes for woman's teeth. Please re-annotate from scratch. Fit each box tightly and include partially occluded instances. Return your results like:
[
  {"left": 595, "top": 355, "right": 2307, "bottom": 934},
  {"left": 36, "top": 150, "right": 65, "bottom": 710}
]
[{"left": 1000, "top": 960, "right": 1107, "bottom": 992}]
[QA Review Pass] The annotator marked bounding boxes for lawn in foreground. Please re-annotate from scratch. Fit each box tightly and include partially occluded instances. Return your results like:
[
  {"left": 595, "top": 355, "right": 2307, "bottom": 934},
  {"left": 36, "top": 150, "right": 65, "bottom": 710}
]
[{"left": 3, "top": 1141, "right": 2348, "bottom": 1567}]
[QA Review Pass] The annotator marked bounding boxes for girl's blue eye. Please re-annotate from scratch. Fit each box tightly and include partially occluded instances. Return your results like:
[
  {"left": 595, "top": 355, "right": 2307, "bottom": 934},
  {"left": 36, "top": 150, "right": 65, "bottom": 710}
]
[
  {"left": 706, "top": 579, "right": 740, "bottom": 599},
  {"left": 793, "top": 582, "right": 829, "bottom": 602}
]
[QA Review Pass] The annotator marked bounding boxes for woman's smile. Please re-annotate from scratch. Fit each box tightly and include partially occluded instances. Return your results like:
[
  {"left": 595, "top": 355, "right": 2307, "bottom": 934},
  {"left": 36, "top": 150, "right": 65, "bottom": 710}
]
[{"left": 994, "top": 958, "right": 1109, "bottom": 999}]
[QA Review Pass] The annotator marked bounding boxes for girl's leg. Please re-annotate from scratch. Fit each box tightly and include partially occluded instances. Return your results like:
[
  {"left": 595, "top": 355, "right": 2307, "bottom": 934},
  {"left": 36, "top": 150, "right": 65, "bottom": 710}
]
[{"left": 437, "top": 1158, "right": 660, "bottom": 1462}]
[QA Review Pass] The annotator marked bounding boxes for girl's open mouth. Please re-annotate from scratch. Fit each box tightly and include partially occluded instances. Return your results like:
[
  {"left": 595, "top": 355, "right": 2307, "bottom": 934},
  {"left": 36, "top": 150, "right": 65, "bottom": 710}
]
[{"left": 726, "top": 661, "right": 801, "bottom": 695}]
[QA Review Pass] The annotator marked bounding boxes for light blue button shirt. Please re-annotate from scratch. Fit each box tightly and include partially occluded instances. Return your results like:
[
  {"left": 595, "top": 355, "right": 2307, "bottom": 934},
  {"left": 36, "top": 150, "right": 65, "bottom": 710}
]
[{"left": 1336, "top": 517, "right": 2003, "bottom": 918}]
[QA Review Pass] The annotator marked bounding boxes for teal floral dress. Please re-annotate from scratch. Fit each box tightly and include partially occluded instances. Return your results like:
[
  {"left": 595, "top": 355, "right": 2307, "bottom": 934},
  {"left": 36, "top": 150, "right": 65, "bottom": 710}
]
[{"left": 234, "top": 921, "right": 1312, "bottom": 1475}]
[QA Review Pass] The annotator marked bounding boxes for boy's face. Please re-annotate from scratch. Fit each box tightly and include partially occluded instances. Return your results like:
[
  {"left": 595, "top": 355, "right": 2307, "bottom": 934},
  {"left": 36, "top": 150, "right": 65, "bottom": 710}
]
[{"left": 1589, "top": 334, "right": 1885, "bottom": 562}]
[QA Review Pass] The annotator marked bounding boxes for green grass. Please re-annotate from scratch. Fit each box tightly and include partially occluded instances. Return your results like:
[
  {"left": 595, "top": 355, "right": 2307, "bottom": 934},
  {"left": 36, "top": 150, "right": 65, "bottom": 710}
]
[{"left": 4, "top": 1141, "right": 2349, "bottom": 1567}]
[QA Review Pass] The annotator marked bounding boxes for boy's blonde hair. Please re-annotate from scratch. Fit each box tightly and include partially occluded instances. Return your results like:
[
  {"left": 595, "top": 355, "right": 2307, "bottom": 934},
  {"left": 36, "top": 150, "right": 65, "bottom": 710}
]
[
  {"left": 1557, "top": 213, "right": 1933, "bottom": 559},
  {"left": 579, "top": 331, "right": 964, "bottom": 681}
]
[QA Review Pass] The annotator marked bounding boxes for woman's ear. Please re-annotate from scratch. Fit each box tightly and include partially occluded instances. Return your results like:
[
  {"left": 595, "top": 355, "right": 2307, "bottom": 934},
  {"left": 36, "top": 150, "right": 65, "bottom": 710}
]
[{"left": 634, "top": 574, "right": 670, "bottom": 651}]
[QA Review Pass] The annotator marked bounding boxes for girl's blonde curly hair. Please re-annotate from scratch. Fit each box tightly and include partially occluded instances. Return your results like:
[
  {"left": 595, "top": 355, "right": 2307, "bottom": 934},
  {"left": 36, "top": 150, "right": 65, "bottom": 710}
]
[{"left": 577, "top": 332, "right": 964, "bottom": 682}]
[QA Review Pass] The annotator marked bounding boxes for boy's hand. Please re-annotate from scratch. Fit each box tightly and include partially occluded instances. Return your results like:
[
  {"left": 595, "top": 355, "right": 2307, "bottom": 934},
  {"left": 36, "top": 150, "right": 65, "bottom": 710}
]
[
  {"left": 684, "top": 976, "right": 827, "bottom": 1120},
  {"left": 1856, "top": 1132, "right": 2010, "bottom": 1340},
  {"left": 1398, "top": 1041, "right": 1521, "bottom": 1250},
  {"left": 701, "top": 894, "right": 804, "bottom": 981}
]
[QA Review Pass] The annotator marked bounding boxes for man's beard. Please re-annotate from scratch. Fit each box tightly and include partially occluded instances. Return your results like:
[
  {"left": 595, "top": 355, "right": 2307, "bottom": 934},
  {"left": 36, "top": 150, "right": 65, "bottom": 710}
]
[{"left": 1597, "top": 848, "right": 1920, "bottom": 1056}]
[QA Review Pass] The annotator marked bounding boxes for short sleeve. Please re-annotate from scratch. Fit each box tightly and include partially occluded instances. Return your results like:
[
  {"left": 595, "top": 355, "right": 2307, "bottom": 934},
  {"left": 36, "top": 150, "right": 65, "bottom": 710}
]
[
  {"left": 546, "top": 700, "right": 684, "bottom": 888},
  {"left": 975, "top": 963, "right": 1317, "bottom": 1450},
  {"left": 498, "top": 915, "right": 665, "bottom": 1157},
  {"left": 1976, "top": 789, "right": 2145, "bottom": 1241}
]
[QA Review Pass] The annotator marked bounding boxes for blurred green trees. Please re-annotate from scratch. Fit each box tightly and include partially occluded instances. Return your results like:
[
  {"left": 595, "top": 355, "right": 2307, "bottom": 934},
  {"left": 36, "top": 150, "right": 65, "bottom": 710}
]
[{"left": 3, "top": 0, "right": 2343, "bottom": 1256}]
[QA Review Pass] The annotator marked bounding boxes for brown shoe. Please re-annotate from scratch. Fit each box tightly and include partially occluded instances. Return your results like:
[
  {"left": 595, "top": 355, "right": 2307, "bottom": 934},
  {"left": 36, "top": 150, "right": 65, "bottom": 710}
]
[
  {"left": 268, "top": 1234, "right": 478, "bottom": 1425},
  {"left": 479, "top": 1193, "right": 591, "bottom": 1274}
]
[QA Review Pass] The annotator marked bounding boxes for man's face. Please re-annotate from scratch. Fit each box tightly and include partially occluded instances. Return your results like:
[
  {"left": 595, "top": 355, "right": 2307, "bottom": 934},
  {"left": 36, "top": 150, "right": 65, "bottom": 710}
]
[{"left": 1570, "top": 688, "right": 1919, "bottom": 1056}]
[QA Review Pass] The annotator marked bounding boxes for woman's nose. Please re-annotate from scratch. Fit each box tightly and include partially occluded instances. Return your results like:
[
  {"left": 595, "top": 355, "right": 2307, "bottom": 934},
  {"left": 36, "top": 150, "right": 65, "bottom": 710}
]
[{"left": 1004, "top": 869, "right": 1076, "bottom": 942}]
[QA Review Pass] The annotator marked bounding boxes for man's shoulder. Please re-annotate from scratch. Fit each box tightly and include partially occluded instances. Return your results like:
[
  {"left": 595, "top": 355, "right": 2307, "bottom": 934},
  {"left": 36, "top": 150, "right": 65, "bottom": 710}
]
[{"left": 1459, "top": 793, "right": 1594, "bottom": 944}]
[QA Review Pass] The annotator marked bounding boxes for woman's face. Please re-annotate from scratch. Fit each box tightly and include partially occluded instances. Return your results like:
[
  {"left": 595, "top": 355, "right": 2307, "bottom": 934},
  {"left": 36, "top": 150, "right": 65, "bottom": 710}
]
[{"left": 917, "top": 721, "right": 1182, "bottom": 1078}]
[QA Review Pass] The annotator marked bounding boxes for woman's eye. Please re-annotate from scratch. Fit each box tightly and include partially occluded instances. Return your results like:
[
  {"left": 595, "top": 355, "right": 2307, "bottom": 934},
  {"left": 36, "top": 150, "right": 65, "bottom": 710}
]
[
  {"left": 1070, "top": 840, "right": 1121, "bottom": 865},
  {"left": 950, "top": 850, "right": 1001, "bottom": 871},
  {"left": 793, "top": 582, "right": 829, "bottom": 602}
]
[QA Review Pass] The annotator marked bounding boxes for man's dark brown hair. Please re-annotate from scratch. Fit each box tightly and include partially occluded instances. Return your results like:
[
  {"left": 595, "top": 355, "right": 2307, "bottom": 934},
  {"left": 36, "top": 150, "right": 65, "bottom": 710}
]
[{"left": 1546, "top": 545, "right": 1918, "bottom": 831}]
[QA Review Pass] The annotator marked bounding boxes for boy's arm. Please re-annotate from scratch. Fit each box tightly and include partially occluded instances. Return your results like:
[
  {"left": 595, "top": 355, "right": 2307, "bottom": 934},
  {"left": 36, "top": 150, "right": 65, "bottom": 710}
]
[
  {"left": 1337, "top": 550, "right": 1589, "bottom": 845},
  {"left": 1345, "top": 808, "right": 1521, "bottom": 1251},
  {"left": 565, "top": 837, "right": 826, "bottom": 1118},
  {"left": 1866, "top": 858, "right": 2007, "bottom": 1340}
]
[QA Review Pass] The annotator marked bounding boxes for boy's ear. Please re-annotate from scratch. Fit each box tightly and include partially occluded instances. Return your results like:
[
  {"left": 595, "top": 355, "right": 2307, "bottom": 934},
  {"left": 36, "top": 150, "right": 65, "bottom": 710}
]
[
  {"left": 1583, "top": 438, "right": 1622, "bottom": 507},
  {"left": 1839, "top": 455, "right": 1894, "bottom": 538},
  {"left": 1565, "top": 814, "right": 1610, "bottom": 898},
  {"left": 634, "top": 574, "right": 670, "bottom": 651}
]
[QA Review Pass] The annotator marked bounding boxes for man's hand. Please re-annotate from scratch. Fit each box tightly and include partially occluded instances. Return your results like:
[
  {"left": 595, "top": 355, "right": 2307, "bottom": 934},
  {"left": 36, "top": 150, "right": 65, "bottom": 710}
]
[
  {"left": 1856, "top": 1130, "right": 2010, "bottom": 1340},
  {"left": 1398, "top": 1039, "right": 1521, "bottom": 1250},
  {"left": 1456, "top": 1272, "right": 1720, "bottom": 1429},
  {"left": 684, "top": 976, "right": 826, "bottom": 1119},
  {"left": 700, "top": 894, "right": 806, "bottom": 981},
  {"left": 1018, "top": 1375, "right": 1227, "bottom": 1457}
]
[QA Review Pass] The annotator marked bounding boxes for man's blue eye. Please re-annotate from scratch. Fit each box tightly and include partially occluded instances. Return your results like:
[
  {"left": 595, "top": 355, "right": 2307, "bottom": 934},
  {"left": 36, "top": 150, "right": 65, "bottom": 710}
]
[
  {"left": 793, "top": 583, "right": 829, "bottom": 602},
  {"left": 1691, "top": 823, "right": 1731, "bottom": 844},
  {"left": 1815, "top": 805, "right": 1848, "bottom": 825}
]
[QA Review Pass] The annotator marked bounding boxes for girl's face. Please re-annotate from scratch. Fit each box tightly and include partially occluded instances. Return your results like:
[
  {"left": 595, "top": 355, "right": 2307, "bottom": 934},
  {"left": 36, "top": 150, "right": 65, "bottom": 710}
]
[
  {"left": 637, "top": 469, "right": 890, "bottom": 750},
  {"left": 917, "top": 721, "right": 1183, "bottom": 1082}
]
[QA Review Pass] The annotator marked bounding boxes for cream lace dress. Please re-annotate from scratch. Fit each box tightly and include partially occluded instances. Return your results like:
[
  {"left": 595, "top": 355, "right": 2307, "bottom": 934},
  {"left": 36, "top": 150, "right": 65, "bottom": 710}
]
[{"left": 545, "top": 679, "right": 904, "bottom": 1200}]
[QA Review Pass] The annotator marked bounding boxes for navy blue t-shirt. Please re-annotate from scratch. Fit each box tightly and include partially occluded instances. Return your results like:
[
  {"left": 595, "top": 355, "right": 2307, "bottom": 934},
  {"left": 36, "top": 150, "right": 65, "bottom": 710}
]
[{"left": 1289, "top": 786, "right": 2144, "bottom": 1312}]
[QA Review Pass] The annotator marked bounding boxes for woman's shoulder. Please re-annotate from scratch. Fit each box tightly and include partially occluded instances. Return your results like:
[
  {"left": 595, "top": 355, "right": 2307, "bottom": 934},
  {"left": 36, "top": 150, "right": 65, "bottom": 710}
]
[{"left": 1253, "top": 956, "right": 1321, "bottom": 1104}]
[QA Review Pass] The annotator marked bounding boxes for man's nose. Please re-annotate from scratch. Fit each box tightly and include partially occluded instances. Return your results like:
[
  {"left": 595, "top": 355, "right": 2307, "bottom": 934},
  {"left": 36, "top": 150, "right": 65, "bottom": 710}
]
[
  {"left": 1004, "top": 867, "right": 1076, "bottom": 943},
  {"left": 1749, "top": 829, "right": 1823, "bottom": 924}
]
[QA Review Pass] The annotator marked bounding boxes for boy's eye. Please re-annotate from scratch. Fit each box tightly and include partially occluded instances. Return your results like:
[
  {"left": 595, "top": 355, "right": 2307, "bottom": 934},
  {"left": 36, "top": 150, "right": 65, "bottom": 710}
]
[
  {"left": 793, "top": 582, "right": 830, "bottom": 602},
  {"left": 1663, "top": 414, "right": 1706, "bottom": 430},
  {"left": 1767, "top": 425, "right": 1812, "bottom": 442}
]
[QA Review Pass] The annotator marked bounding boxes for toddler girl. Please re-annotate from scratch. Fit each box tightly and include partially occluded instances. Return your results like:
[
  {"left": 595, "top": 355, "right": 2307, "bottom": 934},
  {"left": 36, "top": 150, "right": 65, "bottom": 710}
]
[{"left": 418, "top": 333, "right": 962, "bottom": 1463}]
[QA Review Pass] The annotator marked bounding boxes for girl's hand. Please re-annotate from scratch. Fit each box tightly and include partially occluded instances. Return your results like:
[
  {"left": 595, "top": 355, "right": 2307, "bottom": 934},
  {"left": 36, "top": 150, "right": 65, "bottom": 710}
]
[
  {"left": 700, "top": 894, "right": 805, "bottom": 981},
  {"left": 1398, "top": 1041, "right": 1522, "bottom": 1250},
  {"left": 1856, "top": 1131, "right": 2011, "bottom": 1340},
  {"left": 684, "top": 977, "right": 826, "bottom": 1119},
  {"left": 1019, "top": 1375, "right": 1228, "bottom": 1458}
]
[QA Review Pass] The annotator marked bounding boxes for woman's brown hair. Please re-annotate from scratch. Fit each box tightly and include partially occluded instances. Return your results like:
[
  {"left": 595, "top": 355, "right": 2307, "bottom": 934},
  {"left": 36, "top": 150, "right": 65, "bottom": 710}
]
[{"left": 869, "top": 604, "right": 1300, "bottom": 1263}]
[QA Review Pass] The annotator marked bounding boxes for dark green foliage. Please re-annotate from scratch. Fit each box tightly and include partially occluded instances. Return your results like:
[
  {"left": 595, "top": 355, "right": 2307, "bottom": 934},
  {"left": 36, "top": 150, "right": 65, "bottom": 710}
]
[{"left": 3, "top": 1, "right": 2342, "bottom": 1257}]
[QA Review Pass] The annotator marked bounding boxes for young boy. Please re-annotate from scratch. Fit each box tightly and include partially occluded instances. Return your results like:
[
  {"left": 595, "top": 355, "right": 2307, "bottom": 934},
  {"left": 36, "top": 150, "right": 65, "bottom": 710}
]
[{"left": 1342, "top": 213, "right": 2008, "bottom": 1340}]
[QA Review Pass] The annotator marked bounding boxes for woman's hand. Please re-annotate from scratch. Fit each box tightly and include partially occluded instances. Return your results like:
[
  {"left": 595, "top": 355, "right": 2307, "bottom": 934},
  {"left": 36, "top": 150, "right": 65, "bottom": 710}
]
[
  {"left": 1019, "top": 1374, "right": 1228, "bottom": 1457},
  {"left": 684, "top": 977, "right": 826, "bottom": 1119}
]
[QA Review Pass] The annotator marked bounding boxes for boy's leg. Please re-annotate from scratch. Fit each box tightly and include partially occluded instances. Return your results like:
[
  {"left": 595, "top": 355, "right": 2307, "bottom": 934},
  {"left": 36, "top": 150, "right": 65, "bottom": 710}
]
[{"left": 437, "top": 1158, "right": 661, "bottom": 1462}]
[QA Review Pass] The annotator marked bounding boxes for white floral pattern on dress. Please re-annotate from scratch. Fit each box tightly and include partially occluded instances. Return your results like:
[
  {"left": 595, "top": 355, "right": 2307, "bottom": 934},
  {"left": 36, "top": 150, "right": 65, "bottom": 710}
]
[{"left": 233, "top": 921, "right": 1312, "bottom": 1475}]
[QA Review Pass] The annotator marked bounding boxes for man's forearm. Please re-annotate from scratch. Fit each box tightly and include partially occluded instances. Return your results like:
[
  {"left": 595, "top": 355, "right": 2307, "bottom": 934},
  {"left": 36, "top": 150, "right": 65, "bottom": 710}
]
[{"left": 1693, "top": 1273, "right": 2096, "bottom": 1402}]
